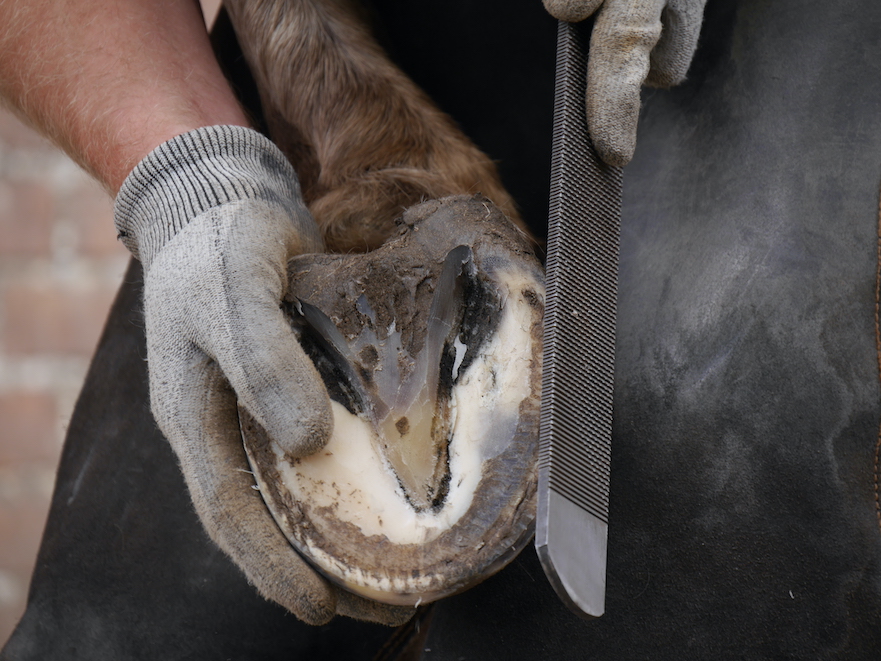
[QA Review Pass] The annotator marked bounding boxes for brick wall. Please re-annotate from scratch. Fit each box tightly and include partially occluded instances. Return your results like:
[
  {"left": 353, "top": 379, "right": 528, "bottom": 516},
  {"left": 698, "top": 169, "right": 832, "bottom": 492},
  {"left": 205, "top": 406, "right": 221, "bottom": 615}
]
[
  {"left": 0, "top": 0, "right": 222, "bottom": 646},
  {"left": 0, "top": 107, "right": 128, "bottom": 646}
]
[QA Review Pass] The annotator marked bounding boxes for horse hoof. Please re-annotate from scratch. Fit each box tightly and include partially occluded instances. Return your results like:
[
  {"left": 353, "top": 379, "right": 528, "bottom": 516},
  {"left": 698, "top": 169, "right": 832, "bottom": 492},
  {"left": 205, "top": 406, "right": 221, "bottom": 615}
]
[{"left": 240, "top": 195, "right": 544, "bottom": 606}]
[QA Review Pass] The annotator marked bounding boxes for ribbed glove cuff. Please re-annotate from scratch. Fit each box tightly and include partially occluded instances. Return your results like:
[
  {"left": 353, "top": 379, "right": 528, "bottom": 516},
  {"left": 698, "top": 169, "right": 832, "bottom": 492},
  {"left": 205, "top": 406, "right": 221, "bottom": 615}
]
[{"left": 114, "top": 125, "right": 316, "bottom": 269}]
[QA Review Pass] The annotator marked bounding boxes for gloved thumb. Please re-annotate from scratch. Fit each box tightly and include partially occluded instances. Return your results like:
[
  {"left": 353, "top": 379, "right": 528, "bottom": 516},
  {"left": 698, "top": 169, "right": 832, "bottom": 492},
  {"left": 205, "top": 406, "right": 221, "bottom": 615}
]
[{"left": 586, "top": 0, "right": 666, "bottom": 166}]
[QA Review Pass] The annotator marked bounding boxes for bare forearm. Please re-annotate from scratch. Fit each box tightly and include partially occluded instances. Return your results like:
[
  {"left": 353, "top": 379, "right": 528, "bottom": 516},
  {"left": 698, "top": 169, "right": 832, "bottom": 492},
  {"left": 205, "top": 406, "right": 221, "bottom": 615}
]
[{"left": 0, "top": 0, "right": 249, "bottom": 193}]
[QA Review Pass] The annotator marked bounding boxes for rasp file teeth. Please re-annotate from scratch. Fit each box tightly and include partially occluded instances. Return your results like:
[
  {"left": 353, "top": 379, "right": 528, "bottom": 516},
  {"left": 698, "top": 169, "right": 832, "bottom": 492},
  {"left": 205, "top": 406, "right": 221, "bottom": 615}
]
[{"left": 540, "top": 20, "right": 620, "bottom": 526}]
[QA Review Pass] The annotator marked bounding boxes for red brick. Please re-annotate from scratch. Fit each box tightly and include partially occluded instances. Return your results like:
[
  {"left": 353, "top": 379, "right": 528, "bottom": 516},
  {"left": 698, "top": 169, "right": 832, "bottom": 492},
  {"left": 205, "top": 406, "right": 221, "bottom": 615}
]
[
  {"left": 0, "top": 497, "right": 50, "bottom": 574},
  {"left": 0, "top": 580, "right": 27, "bottom": 651},
  {"left": 0, "top": 181, "right": 55, "bottom": 257},
  {"left": 0, "top": 110, "right": 53, "bottom": 152},
  {"left": 65, "top": 185, "right": 125, "bottom": 258},
  {"left": 0, "top": 481, "right": 52, "bottom": 646},
  {"left": 0, "top": 394, "right": 60, "bottom": 464},
  {"left": 2, "top": 283, "right": 117, "bottom": 355}
]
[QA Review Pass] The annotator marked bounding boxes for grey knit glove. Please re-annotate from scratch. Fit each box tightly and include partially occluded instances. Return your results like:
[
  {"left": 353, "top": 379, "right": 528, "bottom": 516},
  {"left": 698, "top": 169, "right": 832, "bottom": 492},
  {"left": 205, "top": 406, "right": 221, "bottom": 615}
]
[
  {"left": 544, "top": 0, "right": 707, "bottom": 166},
  {"left": 114, "top": 125, "right": 411, "bottom": 626}
]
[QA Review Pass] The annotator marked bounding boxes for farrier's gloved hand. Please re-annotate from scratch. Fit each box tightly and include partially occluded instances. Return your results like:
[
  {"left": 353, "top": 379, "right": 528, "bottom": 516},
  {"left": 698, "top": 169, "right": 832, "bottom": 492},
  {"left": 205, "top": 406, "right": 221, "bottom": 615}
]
[
  {"left": 543, "top": 0, "right": 707, "bottom": 166},
  {"left": 114, "top": 125, "right": 412, "bottom": 627}
]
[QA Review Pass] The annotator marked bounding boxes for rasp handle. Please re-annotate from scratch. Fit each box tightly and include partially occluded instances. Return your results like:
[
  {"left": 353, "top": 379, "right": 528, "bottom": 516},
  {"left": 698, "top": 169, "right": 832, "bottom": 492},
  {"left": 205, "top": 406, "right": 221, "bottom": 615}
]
[{"left": 535, "top": 20, "right": 622, "bottom": 619}]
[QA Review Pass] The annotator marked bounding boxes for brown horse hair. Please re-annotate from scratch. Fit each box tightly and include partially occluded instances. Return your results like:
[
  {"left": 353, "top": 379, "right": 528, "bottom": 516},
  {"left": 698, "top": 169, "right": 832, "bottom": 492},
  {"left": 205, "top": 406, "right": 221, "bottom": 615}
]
[{"left": 223, "top": 0, "right": 524, "bottom": 253}]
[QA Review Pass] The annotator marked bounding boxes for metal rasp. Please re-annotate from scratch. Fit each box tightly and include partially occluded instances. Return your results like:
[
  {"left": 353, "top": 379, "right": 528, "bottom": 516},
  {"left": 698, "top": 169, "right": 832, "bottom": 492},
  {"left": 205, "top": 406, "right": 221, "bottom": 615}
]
[{"left": 536, "top": 20, "right": 622, "bottom": 619}]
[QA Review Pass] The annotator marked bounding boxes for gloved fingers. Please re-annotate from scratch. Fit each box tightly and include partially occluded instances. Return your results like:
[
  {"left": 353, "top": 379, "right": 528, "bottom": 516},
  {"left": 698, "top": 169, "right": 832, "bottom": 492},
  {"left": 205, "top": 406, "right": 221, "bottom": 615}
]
[
  {"left": 646, "top": 0, "right": 707, "bottom": 88},
  {"left": 335, "top": 589, "right": 417, "bottom": 627},
  {"left": 210, "top": 202, "right": 332, "bottom": 460},
  {"left": 210, "top": 285, "right": 333, "bottom": 461},
  {"left": 154, "top": 352, "right": 339, "bottom": 625},
  {"left": 148, "top": 201, "right": 333, "bottom": 461},
  {"left": 586, "top": 0, "right": 666, "bottom": 166},
  {"left": 543, "top": 0, "right": 604, "bottom": 22}
]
